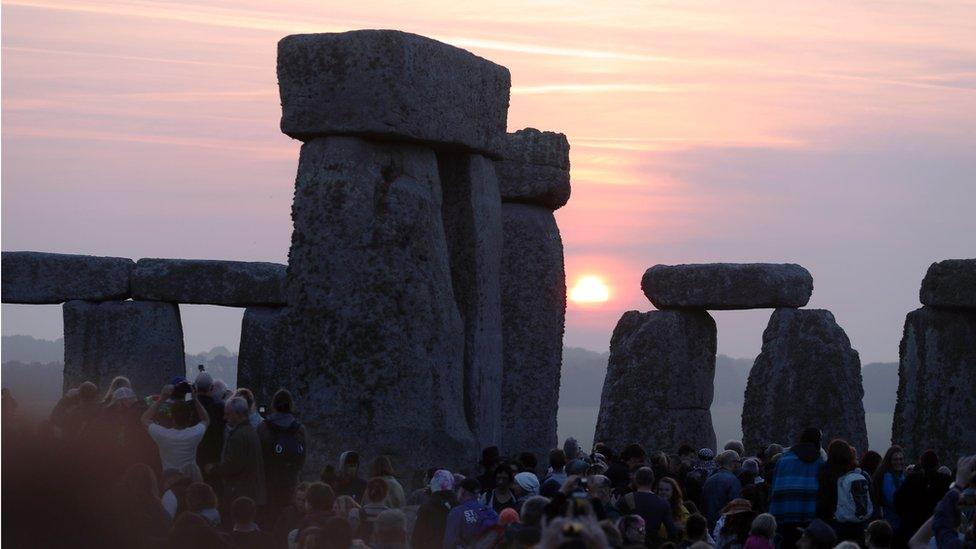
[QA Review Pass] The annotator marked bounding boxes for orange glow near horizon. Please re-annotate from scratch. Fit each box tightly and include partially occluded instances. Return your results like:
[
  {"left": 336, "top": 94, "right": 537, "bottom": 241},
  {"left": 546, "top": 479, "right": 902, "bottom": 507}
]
[{"left": 569, "top": 275, "right": 611, "bottom": 306}]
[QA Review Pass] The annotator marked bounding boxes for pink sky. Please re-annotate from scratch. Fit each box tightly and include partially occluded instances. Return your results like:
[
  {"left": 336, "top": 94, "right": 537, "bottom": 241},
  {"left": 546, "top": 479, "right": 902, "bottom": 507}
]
[{"left": 3, "top": 0, "right": 975, "bottom": 361}]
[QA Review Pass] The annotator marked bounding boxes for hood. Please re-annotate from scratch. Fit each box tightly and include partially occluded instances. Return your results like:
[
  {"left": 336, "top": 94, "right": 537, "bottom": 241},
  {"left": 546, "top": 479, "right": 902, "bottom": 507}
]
[
  {"left": 791, "top": 442, "right": 822, "bottom": 463},
  {"left": 268, "top": 412, "right": 296, "bottom": 428}
]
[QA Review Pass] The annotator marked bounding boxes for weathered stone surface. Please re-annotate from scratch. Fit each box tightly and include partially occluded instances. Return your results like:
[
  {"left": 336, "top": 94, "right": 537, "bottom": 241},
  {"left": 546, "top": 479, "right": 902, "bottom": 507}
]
[
  {"left": 63, "top": 300, "right": 184, "bottom": 396},
  {"left": 594, "top": 310, "right": 717, "bottom": 452},
  {"left": 495, "top": 129, "right": 571, "bottom": 210},
  {"left": 131, "top": 258, "right": 286, "bottom": 306},
  {"left": 439, "top": 153, "right": 503, "bottom": 447},
  {"left": 278, "top": 30, "right": 510, "bottom": 157},
  {"left": 250, "top": 136, "right": 475, "bottom": 475},
  {"left": 743, "top": 308, "right": 868, "bottom": 454},
  {"left": 2, "top": 251, "right": 133, "bottom": 304},
  {"left": 642, "top": 263, "right": 813, "bottom": 310},
  {"left": 499, "top": 204, "right": 566, "bottom": 457},
  {"left": 920, "top": 259, "right": 976, "bottom": 309},
  {"left": 237, "top": 306, "right": 291, "bottom": 405},
  {"left": 893, "top": 306, "right": 976, "bottom": 460}
]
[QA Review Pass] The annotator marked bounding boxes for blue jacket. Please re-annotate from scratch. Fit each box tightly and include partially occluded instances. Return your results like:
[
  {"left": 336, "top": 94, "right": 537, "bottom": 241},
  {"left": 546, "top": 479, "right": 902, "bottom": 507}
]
[
  {"left": 879, "top": 471, "right": 903, "bottom": 528},
  {"left": 443, "top": 498, "right": 498, "bottom": 549},
  {"left": 768, "top": 443, "right": 824, "bottom": 524},
  {"left": 702, "top": 469, "right": 743, "bottom": 528}
]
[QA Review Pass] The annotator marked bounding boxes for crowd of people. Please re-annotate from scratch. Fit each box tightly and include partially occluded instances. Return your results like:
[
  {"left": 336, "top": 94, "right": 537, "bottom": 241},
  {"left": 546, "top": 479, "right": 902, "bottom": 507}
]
[{"left": 1, "top": 371, "right": 973, "bottom": 549}]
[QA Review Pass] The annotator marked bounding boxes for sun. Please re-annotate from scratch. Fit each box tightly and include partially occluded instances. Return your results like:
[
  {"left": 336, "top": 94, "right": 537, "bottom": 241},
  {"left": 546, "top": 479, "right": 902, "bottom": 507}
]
[{"left": 569, "top": 275, "right": 611, "bottom": 305}]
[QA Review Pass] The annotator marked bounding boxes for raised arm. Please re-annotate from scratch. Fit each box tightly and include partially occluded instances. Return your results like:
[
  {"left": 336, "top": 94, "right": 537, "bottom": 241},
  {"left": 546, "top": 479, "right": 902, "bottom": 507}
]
[
  {"left": 191, "top": 386, "right": 210, "bottom": 427},
  {"left": 141, "top": 384, "right": 173, "bottom": 427}
]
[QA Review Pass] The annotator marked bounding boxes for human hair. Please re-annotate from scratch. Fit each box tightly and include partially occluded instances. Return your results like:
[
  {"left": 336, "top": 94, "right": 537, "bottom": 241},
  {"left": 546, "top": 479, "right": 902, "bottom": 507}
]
[
  {"left": 231, "top": 496, "right": 256, "bottom": 524},
  {"left": 594, "top": 443, "right": 616, "bottom": 460},
  {"left": 305, "top": 481, "right": 335, "bottom": 511},
  {"left": 750, "top": 513, "right": 777, "bottom": 539},
  {"left": 873, "top": 445, "right": 905, "bottom": 501},
  {"left": 370, "top": 455, "right": 395, "bottom": 478},
  {"left": 544, "top": 516, "right": 610, "bottom": 548},
  {"left": 866, "top": 520, "right": 893, "bottom": 548},
  {"left": 334, "top": 495, "right": 360, "bottom": 518},
  {"left": 460, "top": 477, "right": 481, "bottom": 498},
  {"left": 860, "top": 450, "right": 882, "bottom": 476},
  {"left": 365, "top": 477, "right": 389, "bottom": 504},
  {"left": 186, "top": 482, "right": 218, "bottom": 511},
  {"left": 650, "top": 451, "right": 669, "bottom": 468},
  {"left": 678, "top": 444, "right": 696, "bottom": 458},
  {"left": 227, "top": 396, "right": 249, "bottom": 416},
  {"left": 684, "top": 513, "right": 708, "bottom": 541},
  {"left": 634, "top": 466, "right": 655, "bottom": 487},
  {"left": 518, "top": 451, "right": 538, "bottom": 472},
  {"left": 835, "top": 542, "right": 860, "bottom": 549},
  {"left": 825, "top": 439, "right": 856, "bottom": 477},
  {"left": 657, "top": 476, "right": 684, "bottom": 513},
  {"left": 495, "top": 463, "right": 515, "bottom": 483},
  {"left": 171, "top": 401, "right": 194, "bottom": 429},
  {"left": 621, "top": 443, "right": 646, "bottom": 463},
  {"left": 798, "top": 427, "right": 823, "bottom": 446},
  {"left": 78, "top": 381, "right": 98, "bottom": 402},
  {"left": 119, "top": 462, "right": 159, "bottom": 500},
  {"left": 233, "top": 388, "right": 255, "bottom": 410},
  {"left": 724, "top": 440, "right": 746, "bottom": 456},
  {"left": 520, "top": 495, "right": 550, "bottom": 528},
  {"left": 717, "top": 450, "right": 740, "bottom": 469},
  {"left": 272, "top": 389, "right": 294, "bottom": 414},
  {"left": 721, "top": 509, "right": 757, "bottom": 542},
  {"left": 194, "top": 372, "right": 214, "bottom": 393},
  {"left": 102, "top": 376, "right": 131, "bottom": 403},
  {"left": 616, "top": 514, "right": 646, "bottom": 537},
  {"left": 599, "top": 518, "right": 623, "bottom": 546},
  {"left": 374, "top": 509, "right": 407, "bottom": 542},
  {"left": 549, "top": 448, "right": 567, "bottom": 471}
]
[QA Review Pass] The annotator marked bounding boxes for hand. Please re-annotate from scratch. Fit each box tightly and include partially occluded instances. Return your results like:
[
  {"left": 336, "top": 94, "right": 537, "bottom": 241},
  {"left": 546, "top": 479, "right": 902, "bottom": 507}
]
[
  {"left": 160, "top": 384, "right": 174, "bottom": 399},
  {"left": 560, "top": 475, "right": 580, "bottom": 496},
  {"left": 955, "top": 455, "right": 976, "bottom": 489}
]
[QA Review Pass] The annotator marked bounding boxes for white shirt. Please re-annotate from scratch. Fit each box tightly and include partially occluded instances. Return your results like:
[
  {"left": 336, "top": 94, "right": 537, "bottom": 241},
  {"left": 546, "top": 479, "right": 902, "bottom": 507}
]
[{"left": 148, "top": 422, "right": 206, "bottom": 471}]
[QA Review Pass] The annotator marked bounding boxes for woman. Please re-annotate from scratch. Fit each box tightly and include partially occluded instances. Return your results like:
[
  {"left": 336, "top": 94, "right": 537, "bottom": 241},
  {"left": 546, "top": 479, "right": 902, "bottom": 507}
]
[
  {"left": 359, "top": 477, "right": 391, "bottom": 540},
  {"left": 481, "top": 464, "right": 521, "bottom": 514},
  {"left": 185, "top": 482, "right": 221, "bottom": 527},
  {"left": 816, "top": 439, "right": 873, "bottom": 545},
  {"left": 743, "top": 513, "right": 776, "bottom": 549},
  {"left": 233, "top": 388, "right": 263, "bottom": 427},
  {"left": 715, "top": 499, "right": 756, "bottom": 549},
  {"left": 872, "top": 445, "right": 905, "bottom": 532},
  {"left": 370, "top": 455, "right": 406, "bottom": 509},
  {"left": 657, "top": 476, "right": 690, "bottom": 536}
]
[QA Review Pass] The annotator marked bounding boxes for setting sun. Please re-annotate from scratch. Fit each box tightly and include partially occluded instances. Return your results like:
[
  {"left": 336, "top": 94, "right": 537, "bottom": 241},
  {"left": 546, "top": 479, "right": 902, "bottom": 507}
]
[{"left": 569, "top": 275, "right": 611, "bottom": 305}]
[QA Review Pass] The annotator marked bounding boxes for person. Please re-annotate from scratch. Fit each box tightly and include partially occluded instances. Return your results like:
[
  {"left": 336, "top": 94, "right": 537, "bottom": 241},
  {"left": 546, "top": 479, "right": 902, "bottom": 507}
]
[
  {"left": 518, "top": 452, "right": 539, "bottom": 477},
  {"left": 112, "top": 462, "right": 171, "bottom": 544},
  {"left": 234, "top": 388, "right": 264, "bottom": 427},
  {"left": 714, "top": 499, "right": 756, "bottom": 549},
  {"left": 100, "top": 376, "right": 131, "bottom": 405},
  {"left": 703, "top": 450, "right": 743, "bottom": 529},
  {"left": 230, "top": 496, "right": 274, "bottom": 549},
  {"left": 334, "top": 451, "right": 367, "bottom": 502},
  {"left": 658, "top": 476, "right": 691, "bottom": 531},
  {"left": 616, "top": 466, "right": 678, "bottom": 545},
  {"left": 865, "top": 519, "right": 893, "bottom": 549},
  {"left": 679, "top": 513, "right": 713, "bottom": 548},
  {"left": 743, "top": 512, "right": 776, "bottom": 549},
  {"left": 514, "top": 471, "right": 541, "bottom": 500},
  {"left": 768, "top": 428, "right": 824, "bottom": 549},
  {"left": 412, "top": 469, "right": 456, "bottom": 549},
  {"left": 725, "top": 441, "right": 746, "bottom": 458},
  {"left": 443, "top": 477, "right": 499, "bottom": 548},
  {"left": 685, "top": 448, "right": 716, "bottom": 509},
  {"left": 588, "top": 474, "right": 622, "bottom": 521},
  {"left": 482, "top": 464, "right": 521, "bottom": 514},
  {"left": 358, "top": 477, "right": 391, "bottom": 540},
  {"left": 168, "top": 511, "right": 227, "bottom": 548},
  {"left": 273, "top": 482, "right": 309, "bottom": 549},
  {"left": 738, "top": 458, "right": 763, "bottom": 487},
  {"left": 161, "top": 464, "right": 198, "bottom": 519},
  {"left": 334, "top": 495, "right": 362, "bottom": 532},
  {"left": 208, "top": 396, "right": 266, "bottom": 513},
  {"left": 372, "top": 509, "right": 408, "bottom": 549},
  {"left": 930, "top": 455, "right": 975, "bottom": 549},
  {"left": 894, "top": 449, "right": 952, "bottom": 548},
  {"left": 193, "top": 372, "right": 226, "bottom": 478},
  {"left": 871, "top": 446, "right": 905, "bottom": 536},
  {"left": 141, "top": 383, "right": 210, "bottom": 471},
  {"left": 291, "top": 482, "right": 336, "bottom": 544},
  {"left": 186, "top": 481, "right": 222, "bottom": 527},
  {"left": 53, "top": 381, "right": 101, "bottom": 439},
  {"left": 860, "top": 451, "right": 883, "bottom": 478},
  {"left": 541, "top": 448, "right": 569, "bottom": 498},
  {"left": 257, "top": 389, "right": 307, "bottom": 518},
  {"left": 815, "top": 439, "right": 873, "bottom": 545},
  {"left": 796, "top": 518, "right": 836, "bottom": 549},
  {"left": 88, "top": 385, "right": 159, "bottom": 474},
  {"left": 478, "top": 446, "right": 502, "bottom": 493},
  {"left": 618, "top": 514, "right": 648, "bottom": 546},
  {"left": 369, "top": 455, "right": 406, "bottom": 509}
]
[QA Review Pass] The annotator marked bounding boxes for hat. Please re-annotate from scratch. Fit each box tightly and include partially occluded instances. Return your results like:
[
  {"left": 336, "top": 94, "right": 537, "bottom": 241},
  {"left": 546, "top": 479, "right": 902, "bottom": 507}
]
[
  {"left": 515, "top": 472, "right": 540, "bottom": 495},
  {"left": 169, "top": 376, "right": 187, "bottom": 386},
  {"left": 721, "top": 498, "right": 753, "bottom": 516},
  {"left": 112, "top": 387, "right": 136, "bottom": 402},
  {"left": 194, "top": 372, "right": 213, "bottom": 391},
  {"left": 698, "top": 448, "right": 715, "bottom": 461},
  {"left": 429, "top": 469, "right": 454, "bottom": 493},
  {"left": 741, "top": 458, "right": 760, "bottom": 474},
  {"left": 800, "top": 519, "right": 837, "bottom": 547},
  {"left": 499, "top": 507, "right": 520, "bottom": 526}
]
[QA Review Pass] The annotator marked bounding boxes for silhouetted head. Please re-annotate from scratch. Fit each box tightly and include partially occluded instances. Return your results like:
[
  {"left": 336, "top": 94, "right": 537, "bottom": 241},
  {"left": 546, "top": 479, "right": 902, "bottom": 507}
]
[
  {"left": 370, "top": 455, "right": 395, "bottom": 478},
  {"left": 634, "top": 466, "right": 655, "bottom": 488},
  {"left": 78, "top": 381, "right": 98, "bottom": 403},
  {"left": 305, "top": 481, "right": 335, "bottom": 512},
  {"left": 185, "top": 482, "right": 217, "bottom": 512},
  {"left": 798, "top": 427, "right": 823, "bottom": 447},
  {"left": 459, "top": 477, "right": 481, "bottom": 502},
  {"left": 365, "top": 477, "right": 389, "bottom": 504},
  {"left": 549, "top": 448, "right": 567, "bottom": 472},
  {"left": 231, "top": 497, "right": 256, "bottom": 527},
  {"left": 272, "top": 389, "right": 294, "bottom": 414}
]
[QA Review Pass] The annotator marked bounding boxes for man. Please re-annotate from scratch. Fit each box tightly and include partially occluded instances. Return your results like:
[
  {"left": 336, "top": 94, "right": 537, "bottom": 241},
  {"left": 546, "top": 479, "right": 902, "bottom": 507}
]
[
  {"left": 334, "top": 450, "right": 367, "bottom": 501},
  {"left": 477, "top": 446, "right": 501, "bottom": 493},
  {"left": 587, "top": 474, "right": 621, "bottom": 521},
  {"left": 443, "top": 477, "right": 498, "bottom": 548},
  {"left": 540, "top": 448, "right": 568, "bottom": 498},
  {"left": 209, "top": 396, "right": 265, "bottom": 512},
  {"left": 256, "top": 389, "right": 307, "bottom": 518},
  {"left": 616, "top": 466, "right": 678, "bottom": 545},
  {"left": 291, "top": 481, "right": 336, "bottom": 544},
  {"left": 702, "top": 449, "right": 743, "bottom": 528},
  {"left": 412, "top": 470, "right": 456, "bottom": 549},
  {"left": 228, "top": 496, "right": 273, "bottom": 549},
  {"left": 865, "top": 520, "right": 893, "bottom": 549},
  {"left": 141, "top": 384, "right": 210, "bottom": 471},
  {"left": 931, "top": 455, "right": 975, "bottom": 549},
  {"left": 797, "top": 518, "right": 837, "bottom": 549},
  {"left": 769, "top": 427, "right": 825, "bottom": 549},
  {"left": 193, "top": 372, "right": 226, "bottom": 476}
]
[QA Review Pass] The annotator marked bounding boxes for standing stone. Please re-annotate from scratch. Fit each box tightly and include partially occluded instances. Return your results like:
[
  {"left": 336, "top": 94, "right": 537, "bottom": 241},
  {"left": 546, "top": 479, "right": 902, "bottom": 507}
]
[
  {"left": 131, "top": 258, "right": 287, "bottom": 306},
  {"left": 919, "top": 259, "right": 976, "bottom": 309},
  {"left": 743, "top": 308, "right": 868, "bottom": 454},
  {"left": 642, "top": 263, "right": 813, "bottom": 310},
  {"left": 495, "top": 128, "right": 571, "bottom": 209},
  {"left": 237, "top": 306, "right": 290, "bottom": 403},
  {"left": 2, "top": 251, "right": 133, "bottom": 304},
  {"left": 62, "top": 300, "right": 184, "bottom": 396},
  {"left": 893, "top": 306, "right": 976, "bottom": 460},
  {"left": 239, "top": 136, "right": 475, "bottom": 475},
  {"left": 594, "top": 310, "right": 717, "bottom": 452},
  {"left": 277, "top": 30, "right": 511, "bottom": 157},
  {"left": 439, "top": 153, "right": 503, "bottom": 448},
  {"left": 499, "top": 204, "right": 566, "bottom": 457}
]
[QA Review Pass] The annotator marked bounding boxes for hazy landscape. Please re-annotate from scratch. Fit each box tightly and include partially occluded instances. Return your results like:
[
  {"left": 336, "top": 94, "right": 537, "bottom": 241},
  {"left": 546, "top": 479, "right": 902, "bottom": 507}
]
[{"left": 2, "top": 335, "right": 898, "bottom": 451}]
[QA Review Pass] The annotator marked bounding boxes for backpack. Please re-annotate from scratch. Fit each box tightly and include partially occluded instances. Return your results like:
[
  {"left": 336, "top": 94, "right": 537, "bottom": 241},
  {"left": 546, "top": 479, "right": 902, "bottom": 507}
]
[
  {"left": 267, "top": 420, "right": 305, "bottom": 468},
  {"left": 835, "top": 469, "right": 874, "bottom": 523}
]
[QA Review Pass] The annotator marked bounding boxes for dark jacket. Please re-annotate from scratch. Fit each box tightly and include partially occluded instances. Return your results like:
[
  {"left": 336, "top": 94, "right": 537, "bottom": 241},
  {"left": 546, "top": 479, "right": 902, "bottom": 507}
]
[
  {"left": 702, "top": 470, "right": 743, "bottom": 528},
  {"left": 894, "top": 467, "right": 951, "bottom": 539},
  {"left": 213, "top": 422, "right": 266, "bottom": 505},
  {"left": 617, "top": 490, "right": 679, "bottom": 545},
  {"left": 412, "top": 490, "right": 456, "bottom": 549},
  {"left": 196, "top": 394, "right": 226, "bottom": 467},
  {"left": 257, "top": 413, "right": 307, "bottom": 510}
]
